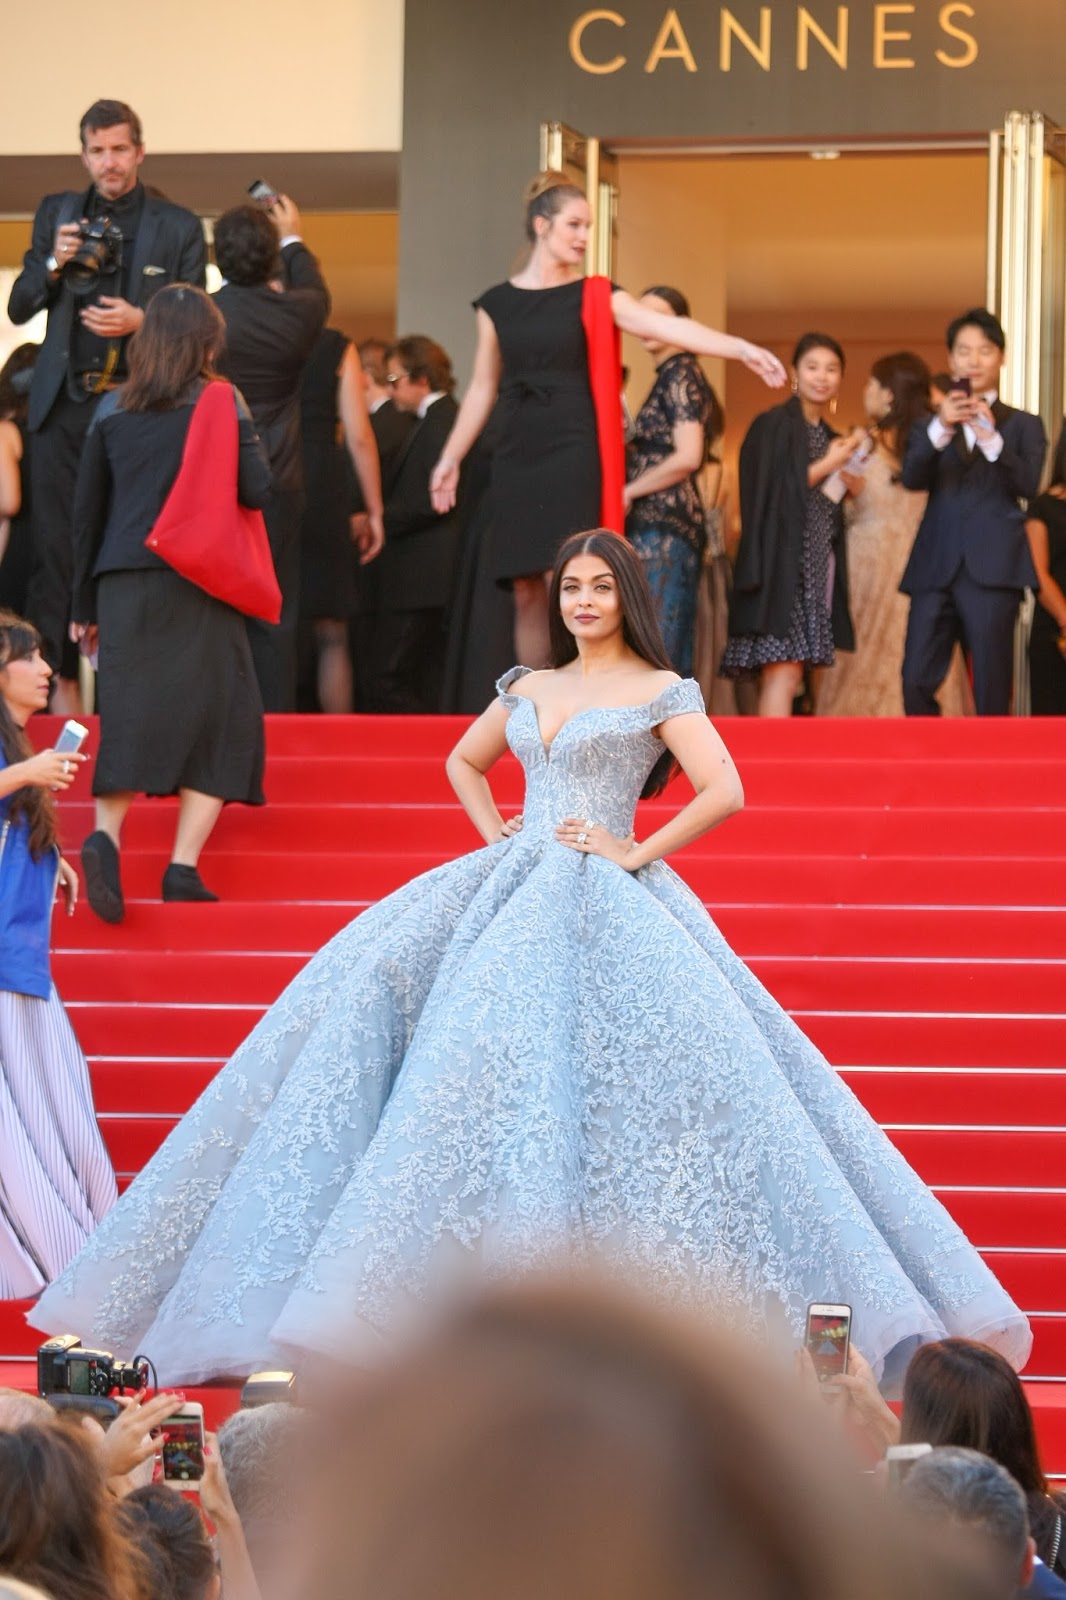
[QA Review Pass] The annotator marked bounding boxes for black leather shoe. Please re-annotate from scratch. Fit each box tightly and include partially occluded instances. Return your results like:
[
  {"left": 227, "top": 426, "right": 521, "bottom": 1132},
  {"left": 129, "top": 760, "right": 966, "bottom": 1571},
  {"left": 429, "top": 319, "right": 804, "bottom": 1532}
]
[
  {"left": 161, "top": 864, "right": 219, "bottom": 903},
  {"left": 82, "top": 831, "right": 124, "bottom": 924}
]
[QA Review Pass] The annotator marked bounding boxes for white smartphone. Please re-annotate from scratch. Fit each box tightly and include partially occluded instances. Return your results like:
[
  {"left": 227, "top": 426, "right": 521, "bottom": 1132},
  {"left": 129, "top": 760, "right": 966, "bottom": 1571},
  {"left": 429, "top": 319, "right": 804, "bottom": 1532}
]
[
  {"left": 54, "top": 719, "right": 89, "bottom": 755},
  {"left": 885, "top": 1442, "right": 933, "bottom": 1487},
  {"left": 161, "top": 1401, "right": 205, "bottom": 1489},
  {"left": 804, "top": 1302, "right": 852, "bottom": 1383}
]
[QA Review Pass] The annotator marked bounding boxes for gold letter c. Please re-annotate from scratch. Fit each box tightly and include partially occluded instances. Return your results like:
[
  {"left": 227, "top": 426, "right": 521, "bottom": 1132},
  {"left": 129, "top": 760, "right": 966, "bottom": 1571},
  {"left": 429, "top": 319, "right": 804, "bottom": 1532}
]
[{"left": 570, "top": 9, "right": 627, "bottom": 74}]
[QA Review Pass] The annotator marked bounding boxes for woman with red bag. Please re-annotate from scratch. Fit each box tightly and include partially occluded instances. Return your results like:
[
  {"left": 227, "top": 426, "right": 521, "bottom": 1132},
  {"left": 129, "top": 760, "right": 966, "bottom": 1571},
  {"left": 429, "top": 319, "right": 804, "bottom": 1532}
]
[
  {"left": 429, "top": 171, "right": 786, "bottom": 672},
  {"left": 70, "top": 284, "right": 272, "bottom": 922}
]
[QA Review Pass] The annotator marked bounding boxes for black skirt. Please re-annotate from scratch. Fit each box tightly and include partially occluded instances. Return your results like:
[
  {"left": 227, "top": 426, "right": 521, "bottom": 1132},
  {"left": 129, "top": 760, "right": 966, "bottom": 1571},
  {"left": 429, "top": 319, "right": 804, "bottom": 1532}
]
[{"left": 93, "top": 569, "right": 265, "bottom": 803}]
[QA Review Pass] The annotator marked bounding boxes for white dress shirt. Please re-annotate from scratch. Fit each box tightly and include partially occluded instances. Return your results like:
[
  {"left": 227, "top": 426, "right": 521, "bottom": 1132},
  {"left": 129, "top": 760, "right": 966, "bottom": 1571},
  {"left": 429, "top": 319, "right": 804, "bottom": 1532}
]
[{"left": 927, "top": 389, "right": 1004, "bottom": 462}]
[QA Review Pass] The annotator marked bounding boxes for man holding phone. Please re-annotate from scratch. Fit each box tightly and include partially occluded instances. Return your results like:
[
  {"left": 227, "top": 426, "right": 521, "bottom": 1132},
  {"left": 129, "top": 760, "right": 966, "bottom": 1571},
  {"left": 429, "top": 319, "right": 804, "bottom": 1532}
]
[{"left": 899, "top": 308, "right": 1046, "bottom": 715}]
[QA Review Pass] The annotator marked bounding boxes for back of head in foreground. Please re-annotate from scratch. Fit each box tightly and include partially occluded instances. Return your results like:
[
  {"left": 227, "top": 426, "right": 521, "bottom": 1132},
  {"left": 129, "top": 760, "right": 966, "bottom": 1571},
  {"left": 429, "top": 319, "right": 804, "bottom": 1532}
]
[
  {"left": 0, "top": 1422, "right": 148, "bottom": 1600},
  {"left": 899, "top": 1445, "right": 1033, "bottom": 1600},
  {"left": 300, "top": 1275, "right": 955, "bottom": 1600}
]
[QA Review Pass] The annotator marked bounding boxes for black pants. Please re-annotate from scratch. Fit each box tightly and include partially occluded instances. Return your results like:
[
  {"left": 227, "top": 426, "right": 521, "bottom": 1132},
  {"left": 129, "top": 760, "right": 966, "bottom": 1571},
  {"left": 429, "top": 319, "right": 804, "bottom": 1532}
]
[
  {"left": 25, "top": 389, "right": 99, "bottom": 676},
  {"left": 370, "top": 608, "right": 445, "bottom": 713},
  {"left": 902, "top": 568, "right": 1020, "bottom": 716},
  {"left": 246, "top": 488, "right": 302, "bottom": 713}
]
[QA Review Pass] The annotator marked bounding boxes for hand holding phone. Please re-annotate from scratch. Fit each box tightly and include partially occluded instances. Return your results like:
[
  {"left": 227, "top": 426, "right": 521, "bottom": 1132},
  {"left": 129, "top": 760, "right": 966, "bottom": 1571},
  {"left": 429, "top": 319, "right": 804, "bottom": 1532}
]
[
  {"left": 804, "top": 1302, "right": 852, "bottom": 1384},
  {"left": 54, "top": 719, "right": 89, "bottom": 756},
  {"left": 247, "top": 179, "right": 280, "bottom": 208}
]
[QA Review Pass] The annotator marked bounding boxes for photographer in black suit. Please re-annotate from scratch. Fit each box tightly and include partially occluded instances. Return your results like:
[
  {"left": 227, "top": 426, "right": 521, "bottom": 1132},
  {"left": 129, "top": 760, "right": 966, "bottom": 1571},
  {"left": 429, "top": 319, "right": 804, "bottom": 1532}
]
[
  {"left": 900, "top": 309, "right": 1047, "bottom": 715},
  {"left": 212, "top": 197, "right": 329, "bottom": 711},
  {"left": 7, "top": 99, "right": 206, "bottom": 713},
  {"left": 370, "top": 337, "right": 460, "bottom": 712}
]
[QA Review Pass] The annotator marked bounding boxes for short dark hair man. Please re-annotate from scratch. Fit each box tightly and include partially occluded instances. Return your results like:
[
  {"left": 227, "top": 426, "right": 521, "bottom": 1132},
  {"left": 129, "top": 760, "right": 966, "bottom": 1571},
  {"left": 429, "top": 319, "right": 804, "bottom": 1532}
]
[
  {"left": 900, "top": 307, "right": 1046, "bottom": 715},
  {"left": 7, "top": 99, "right": 206, "bottom": 711},
  {"left": 212, "top": 196, "right": 329, "bottom": 711},
  {"left": 368, "top": 336, "right": 460, "bottom": 712}
]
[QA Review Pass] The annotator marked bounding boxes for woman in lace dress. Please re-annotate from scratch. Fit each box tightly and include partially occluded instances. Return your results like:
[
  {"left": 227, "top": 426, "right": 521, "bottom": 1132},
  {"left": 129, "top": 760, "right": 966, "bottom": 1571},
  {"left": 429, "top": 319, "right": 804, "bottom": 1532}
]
[
  {"left": 818, "top": 353, "right": 972, "bottom": 717},
  {"left": 625, "top": 286, "right": 722, "bottom": 676},
  {"left": 31, "top": 532, "right": 1028, "bottom": 1391}
]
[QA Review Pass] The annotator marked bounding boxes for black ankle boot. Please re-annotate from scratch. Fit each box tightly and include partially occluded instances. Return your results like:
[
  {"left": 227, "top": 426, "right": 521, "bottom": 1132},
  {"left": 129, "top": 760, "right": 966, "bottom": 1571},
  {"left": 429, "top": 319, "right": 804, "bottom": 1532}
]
[
  {"left": 82, "top": 831, "right": 124, "bottom": 924},
  {"left": 161, "top": 864, "right": 219, "bottom": 903}
]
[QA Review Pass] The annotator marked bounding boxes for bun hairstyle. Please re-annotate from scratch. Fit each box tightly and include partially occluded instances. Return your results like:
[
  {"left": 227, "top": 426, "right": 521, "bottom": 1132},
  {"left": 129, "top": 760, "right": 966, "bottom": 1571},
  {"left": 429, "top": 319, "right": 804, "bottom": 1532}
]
[
  {"left": 641, "top": 285, "right": 690, "bottom": 319},
  {"left": 524, "top": 171, "right": 587, "bottom": 244}
]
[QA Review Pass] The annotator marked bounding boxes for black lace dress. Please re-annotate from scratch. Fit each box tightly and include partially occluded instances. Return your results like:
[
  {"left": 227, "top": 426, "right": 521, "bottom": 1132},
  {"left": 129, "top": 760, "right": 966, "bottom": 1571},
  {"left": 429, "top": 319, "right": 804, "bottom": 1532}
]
[{"left": 626, "top": 353, "right": 715, "bottom": 674}]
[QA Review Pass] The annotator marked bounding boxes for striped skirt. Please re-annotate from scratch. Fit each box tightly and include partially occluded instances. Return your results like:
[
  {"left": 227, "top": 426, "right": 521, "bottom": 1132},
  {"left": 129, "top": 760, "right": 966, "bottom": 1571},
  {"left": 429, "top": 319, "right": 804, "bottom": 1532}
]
[{"left": 0, "top": 987, "right": 117, "bottom": 1299}]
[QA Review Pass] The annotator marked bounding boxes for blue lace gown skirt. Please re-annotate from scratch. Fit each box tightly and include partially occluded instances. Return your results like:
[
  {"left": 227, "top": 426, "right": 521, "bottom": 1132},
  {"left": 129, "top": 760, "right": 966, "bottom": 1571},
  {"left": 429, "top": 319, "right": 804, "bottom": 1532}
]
[{"left": 31, "top": 674, "right": 1030, "bottom": 1390}]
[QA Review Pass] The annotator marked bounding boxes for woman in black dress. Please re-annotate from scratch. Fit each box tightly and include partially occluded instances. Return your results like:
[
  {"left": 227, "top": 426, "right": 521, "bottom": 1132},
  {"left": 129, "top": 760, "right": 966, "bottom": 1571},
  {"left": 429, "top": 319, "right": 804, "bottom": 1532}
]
[
  {"left": 721, "top": 332, "right": 863, "bottom": 717},
  {"left": 0, "top": 345, "right": 38, "bottom": 616},
  {"left": 70, "top": 286, "right": 271, "bottom": 920},
  {"left": 625, "top": 286, "right": 722, "bottom": 676},
  {"left": 430, "top": 172, "right": 785, "bottom": 669},
  {"left": 1025, "top": 424, "right": 1066, "bottom": 714},
  {"left": 299, "top": 327, "right": 384, "bottom": 712}
]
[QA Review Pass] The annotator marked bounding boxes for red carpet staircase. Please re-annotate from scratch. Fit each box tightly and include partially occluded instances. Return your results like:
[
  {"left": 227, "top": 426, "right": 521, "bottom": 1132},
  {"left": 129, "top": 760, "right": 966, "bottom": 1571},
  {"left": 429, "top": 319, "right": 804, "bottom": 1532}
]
[{"left": 3, "top": 713, "right": 1065, "bottom": 1456}]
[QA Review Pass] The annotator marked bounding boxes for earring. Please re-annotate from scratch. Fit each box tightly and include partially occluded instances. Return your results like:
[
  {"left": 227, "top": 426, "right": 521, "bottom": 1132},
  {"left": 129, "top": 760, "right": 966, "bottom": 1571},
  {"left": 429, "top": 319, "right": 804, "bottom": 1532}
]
[
  {"left": 829, "top": 397, "right": 838, "bottom": 416},
  {"left": 790, "top": 378, "right": 798, "bottom": 395}
]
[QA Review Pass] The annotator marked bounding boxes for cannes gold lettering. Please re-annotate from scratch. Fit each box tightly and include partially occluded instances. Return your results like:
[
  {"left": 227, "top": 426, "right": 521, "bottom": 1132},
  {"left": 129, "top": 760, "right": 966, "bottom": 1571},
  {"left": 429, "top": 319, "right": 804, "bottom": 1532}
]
[
  {"left": 720, "top": 7, "right": 772, "bottom": 70},
  {"left": 873, "top": 3, "right": 915, "bottom": 66},
  {"left": 569, "top": 9, "right": 627, "bottom": 73},
  {"left": 569, "top": 6, "right": 981, "bottom": 75},
  {"left": 797, "top": 6, "right": 848, "bottom": 68},
  {"left": 644, "top": 7, "right": 698, "bottom": 69},
  {"left": 935, "top": 1, "right": 978, "bottom": 66}
]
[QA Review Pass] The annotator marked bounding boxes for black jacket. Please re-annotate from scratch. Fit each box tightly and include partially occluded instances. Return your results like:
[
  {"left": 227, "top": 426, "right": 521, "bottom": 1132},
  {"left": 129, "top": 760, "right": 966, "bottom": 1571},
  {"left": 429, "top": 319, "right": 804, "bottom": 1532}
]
[
  {"left": 213, "top": 242, "right": 329, "bottom": 498},
  {"left": 900, "top": 403, "right": 1046, "bottom": 593},
  {"left": 378, "top": 394, "right": 460, "bottom": 611},
  {"left": 8, "top": 184, "right": 207, "bottom": 432},
  {"left": 72, "top": 382, "right": 271, "bottom": 621},
  {"left": 349, "top": 399, "right": 416, "bottom": 514},
  {"left": 731, "top": 396, "right": 854, "bottom": 650}
]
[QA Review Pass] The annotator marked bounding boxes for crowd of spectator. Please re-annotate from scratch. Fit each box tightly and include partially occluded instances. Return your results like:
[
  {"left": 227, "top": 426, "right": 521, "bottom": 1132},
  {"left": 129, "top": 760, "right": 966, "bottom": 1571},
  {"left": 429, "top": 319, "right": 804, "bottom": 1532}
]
[
  {"left": 1, "top": 1277, "right": 1064, "bottom": 1600},
  {"left": 4, "top": 97, "right": 1064, "bottom": 731}
]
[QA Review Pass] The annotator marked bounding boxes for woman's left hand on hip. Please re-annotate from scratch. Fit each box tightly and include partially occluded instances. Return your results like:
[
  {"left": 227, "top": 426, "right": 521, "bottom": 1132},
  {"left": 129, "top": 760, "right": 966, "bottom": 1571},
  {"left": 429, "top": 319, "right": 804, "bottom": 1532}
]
[{"left": 556, "top": 817, "right": 639, "bottom": 870}]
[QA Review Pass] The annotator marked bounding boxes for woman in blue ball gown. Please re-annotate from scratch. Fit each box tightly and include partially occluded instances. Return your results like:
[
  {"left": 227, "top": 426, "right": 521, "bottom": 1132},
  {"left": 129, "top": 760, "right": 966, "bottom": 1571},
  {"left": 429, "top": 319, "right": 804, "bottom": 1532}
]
[{"left": 31, "top": 531, "right": 1030, "bottom": 1391}]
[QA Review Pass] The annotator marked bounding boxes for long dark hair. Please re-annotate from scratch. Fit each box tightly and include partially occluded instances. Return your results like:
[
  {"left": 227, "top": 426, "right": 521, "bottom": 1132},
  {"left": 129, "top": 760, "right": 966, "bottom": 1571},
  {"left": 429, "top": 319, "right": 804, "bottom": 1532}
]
[
  {"left": 548, "top": 530, "right": 679, "bottom": 798},
  {"left": 869, "top": 351, "right": 931, "bottom": 461},
  {"left": 900, "top": 1339, "right": 1065, "bottom": 1563},
  {"left": 121, "top": 284, "right": 224, "bottom": 412},
  {"left": 0, "top": 1423, "right": 150, "bottom": 1600},
  {"left": 0, "top": 343, "right": 38, "bottom": 424},
  {"left": 0, "top": 610, "right": 57, "bottom": 860}
]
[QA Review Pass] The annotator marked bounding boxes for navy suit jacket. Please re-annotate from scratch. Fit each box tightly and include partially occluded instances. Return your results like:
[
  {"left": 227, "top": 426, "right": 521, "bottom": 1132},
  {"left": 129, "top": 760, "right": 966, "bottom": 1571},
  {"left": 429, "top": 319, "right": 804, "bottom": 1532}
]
[
  {"left": 899, "top": 404, "right": 1046, "bottom": 594},
  {"left": 378, "top": 394, "right": 460, "bottom": 612},
  {"left": 1022, "top": 1558, "right": 1066, "bottom": 1597},
  {"left": 7, "top": 184, "right": 207, "bottom": 432}
]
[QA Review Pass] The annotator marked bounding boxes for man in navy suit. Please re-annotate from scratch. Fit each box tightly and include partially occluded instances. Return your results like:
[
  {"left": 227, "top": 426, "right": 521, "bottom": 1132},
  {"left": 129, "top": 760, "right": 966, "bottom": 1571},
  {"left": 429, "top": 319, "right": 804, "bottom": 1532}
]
[
  {"left": 8, "top": 100, "right": 206, "bottom": 711},
  {"left": 900, "top": 308, "right": 1046, "bottom": 715}
]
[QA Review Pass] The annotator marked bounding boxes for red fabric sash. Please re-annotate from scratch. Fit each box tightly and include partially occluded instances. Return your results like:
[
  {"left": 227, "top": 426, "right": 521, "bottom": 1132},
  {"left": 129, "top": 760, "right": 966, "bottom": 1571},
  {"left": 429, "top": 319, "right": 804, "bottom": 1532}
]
[
  {"left": 580, "top": 274, "right": 625, "bottom": 534},
  {"left": 146, "top": 381, "right": 281, "bottom": 624}
]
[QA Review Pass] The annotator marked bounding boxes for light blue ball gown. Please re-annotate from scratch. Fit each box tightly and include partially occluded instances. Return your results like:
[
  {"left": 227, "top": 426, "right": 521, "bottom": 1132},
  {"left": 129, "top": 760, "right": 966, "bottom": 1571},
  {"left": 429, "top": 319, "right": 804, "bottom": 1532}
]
[{"left": 31, "top": 670, "right": 1030, "bottom": 1388}]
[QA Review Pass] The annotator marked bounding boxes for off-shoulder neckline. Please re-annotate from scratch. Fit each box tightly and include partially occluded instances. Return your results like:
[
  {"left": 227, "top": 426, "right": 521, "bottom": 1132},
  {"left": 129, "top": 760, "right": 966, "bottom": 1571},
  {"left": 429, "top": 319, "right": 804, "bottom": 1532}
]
[{"left": 497, "top": 670, "right": 700, "bottom": 761}]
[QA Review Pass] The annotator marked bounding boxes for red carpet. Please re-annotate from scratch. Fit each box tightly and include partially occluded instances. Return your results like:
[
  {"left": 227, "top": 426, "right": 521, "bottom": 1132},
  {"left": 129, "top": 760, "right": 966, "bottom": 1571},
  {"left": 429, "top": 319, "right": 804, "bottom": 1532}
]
[{"left": 3, "top": 712, "right": 1064, "bottom": 1468}]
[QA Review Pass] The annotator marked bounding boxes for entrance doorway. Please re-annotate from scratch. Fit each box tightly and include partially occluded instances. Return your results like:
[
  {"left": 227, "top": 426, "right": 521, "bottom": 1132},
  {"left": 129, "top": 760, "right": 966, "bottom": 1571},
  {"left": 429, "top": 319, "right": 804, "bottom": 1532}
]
[{"left": 611, "top": 145, "right": 988, "bottom": 472}]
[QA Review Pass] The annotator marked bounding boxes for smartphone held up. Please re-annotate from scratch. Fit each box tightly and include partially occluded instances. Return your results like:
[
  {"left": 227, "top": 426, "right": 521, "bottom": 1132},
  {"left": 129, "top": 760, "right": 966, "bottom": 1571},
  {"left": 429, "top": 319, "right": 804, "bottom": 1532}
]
[
  {"left": 804, "top": 1302, "right": 852, "bottom": 1384},
  {"left": 161, "top": 1401, "right": 206, "bottom": 1489}
]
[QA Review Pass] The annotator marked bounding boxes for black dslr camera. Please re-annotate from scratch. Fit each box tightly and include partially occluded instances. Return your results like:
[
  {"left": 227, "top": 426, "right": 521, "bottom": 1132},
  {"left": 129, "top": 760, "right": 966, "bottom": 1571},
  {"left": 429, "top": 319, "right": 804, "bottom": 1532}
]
[
  {"left": 63, "top": 216, "right": 123, "bottom": 295},
  {"left": 37, "top": 1334, "right": 148, "bottom": 1398}
]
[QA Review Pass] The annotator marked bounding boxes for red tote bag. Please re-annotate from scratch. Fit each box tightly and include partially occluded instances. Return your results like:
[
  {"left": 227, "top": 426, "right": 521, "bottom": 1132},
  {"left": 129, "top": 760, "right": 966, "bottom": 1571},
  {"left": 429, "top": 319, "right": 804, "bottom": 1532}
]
[{"left": 146, "top": 380, "right": 282, "bottom": 624}]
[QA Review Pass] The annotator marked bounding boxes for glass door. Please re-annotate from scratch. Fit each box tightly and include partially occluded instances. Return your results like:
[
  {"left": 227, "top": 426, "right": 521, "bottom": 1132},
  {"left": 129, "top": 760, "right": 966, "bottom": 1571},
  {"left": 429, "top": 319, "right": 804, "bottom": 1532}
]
[
  {"left": 539, "top": 121, "right": 618, "bottom": 278},
  {"left": 987, "top": 111, "right": 1066, "bottom": 711}
]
